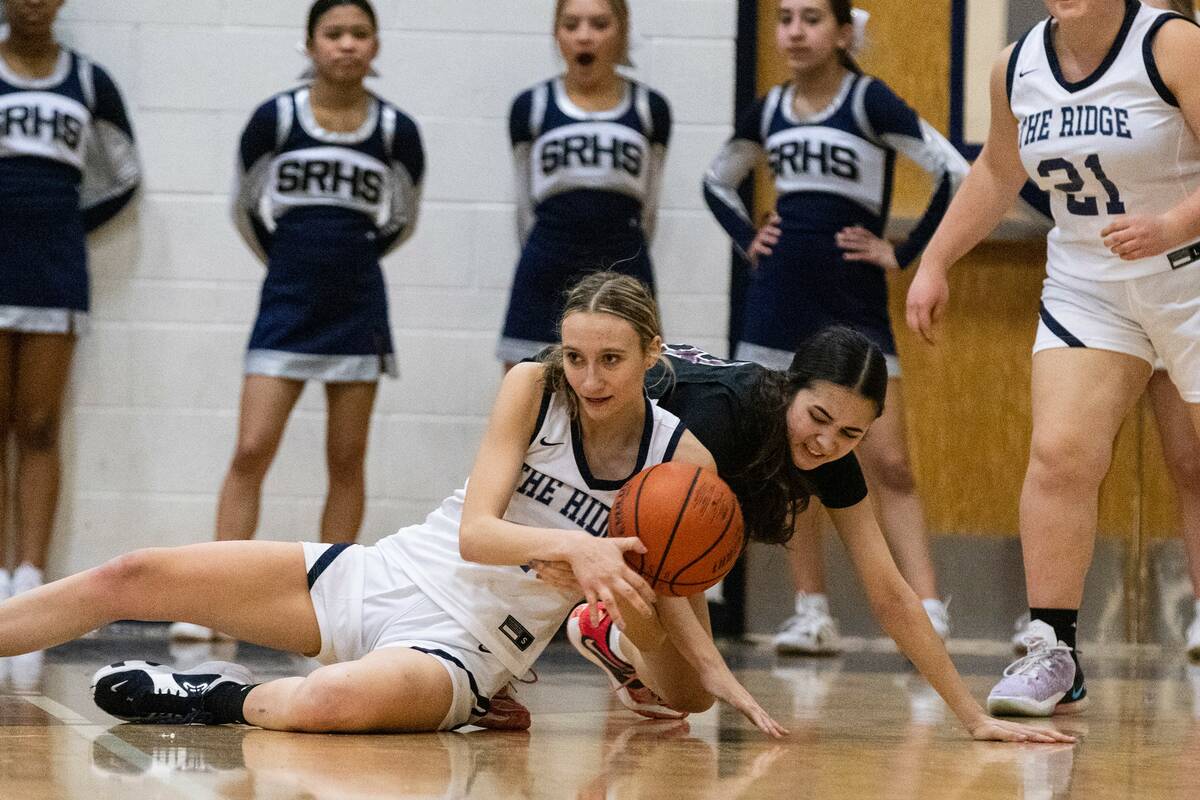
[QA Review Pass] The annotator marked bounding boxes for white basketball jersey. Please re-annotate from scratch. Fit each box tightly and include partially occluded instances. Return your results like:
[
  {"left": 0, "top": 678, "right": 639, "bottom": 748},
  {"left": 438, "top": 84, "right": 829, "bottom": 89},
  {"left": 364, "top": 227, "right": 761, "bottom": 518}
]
[
  {"left": 377, "top": 389, "right": 686, "bottom": 677},
  {"left": 1009, "top": 4, "right": 1200, "bottom": 281}
]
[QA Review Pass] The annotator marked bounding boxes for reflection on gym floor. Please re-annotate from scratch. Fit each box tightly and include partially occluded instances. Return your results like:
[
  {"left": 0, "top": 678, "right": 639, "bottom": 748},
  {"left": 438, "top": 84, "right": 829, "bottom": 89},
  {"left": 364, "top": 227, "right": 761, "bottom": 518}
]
[{"left": 2, "top": 625, "right": 1198, "bottom": 799}]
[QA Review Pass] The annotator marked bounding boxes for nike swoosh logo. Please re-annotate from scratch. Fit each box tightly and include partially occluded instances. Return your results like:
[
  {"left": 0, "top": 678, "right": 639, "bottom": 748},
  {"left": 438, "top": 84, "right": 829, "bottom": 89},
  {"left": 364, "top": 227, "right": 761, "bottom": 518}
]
[
  {"left": 1068, "top": 684, "right": 1085, "bottom": 701},
  {"left": 109, "top": 680, "right": 128, "bottom": 692},
  {"left": 1019, "top": 68, "right": 1038, "bottom": 77},
  {"left": 539, "top": 437, "right": 564, "bottom": 447}
]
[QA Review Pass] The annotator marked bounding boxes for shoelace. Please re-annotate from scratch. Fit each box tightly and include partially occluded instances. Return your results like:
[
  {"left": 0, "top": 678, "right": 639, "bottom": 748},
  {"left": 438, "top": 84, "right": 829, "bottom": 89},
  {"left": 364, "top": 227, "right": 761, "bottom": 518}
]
[{"left": 1002, "top": 641, "right": 1072, "bottom": 679}]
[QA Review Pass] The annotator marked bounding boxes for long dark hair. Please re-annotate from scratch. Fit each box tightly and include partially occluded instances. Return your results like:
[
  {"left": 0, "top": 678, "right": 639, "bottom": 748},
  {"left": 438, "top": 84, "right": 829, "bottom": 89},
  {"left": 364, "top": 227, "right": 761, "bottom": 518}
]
[
  {"left": 306, "top": 0, "right": 378, "bottom": 39},
  {"left": 734, "top": 326, "right": 887, "bottom": 544}
]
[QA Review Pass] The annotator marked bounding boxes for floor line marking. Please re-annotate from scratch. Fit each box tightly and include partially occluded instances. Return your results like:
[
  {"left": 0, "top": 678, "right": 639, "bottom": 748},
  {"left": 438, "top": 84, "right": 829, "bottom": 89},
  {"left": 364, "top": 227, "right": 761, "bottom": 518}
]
[{"left": 23, "top": 693, "right": 216, "bottom": 800}]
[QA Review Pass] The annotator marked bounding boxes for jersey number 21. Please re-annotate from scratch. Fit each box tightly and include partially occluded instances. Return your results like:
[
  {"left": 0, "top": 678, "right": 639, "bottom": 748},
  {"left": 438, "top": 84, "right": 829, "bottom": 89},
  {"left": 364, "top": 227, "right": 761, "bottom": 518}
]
[{"left": 1037, "top": 154, "right": 1126, "bottom": 216}]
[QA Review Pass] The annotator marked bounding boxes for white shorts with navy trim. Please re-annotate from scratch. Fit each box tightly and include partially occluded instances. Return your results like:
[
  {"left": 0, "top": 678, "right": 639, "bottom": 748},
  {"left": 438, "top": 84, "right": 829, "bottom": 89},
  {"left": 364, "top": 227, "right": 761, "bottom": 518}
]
[
  {"left": 1034, "top": 265, "right": 1200, "bottom": 401},
  {"left": 301, "top": 542, "right": 514, "bottom": 730}
]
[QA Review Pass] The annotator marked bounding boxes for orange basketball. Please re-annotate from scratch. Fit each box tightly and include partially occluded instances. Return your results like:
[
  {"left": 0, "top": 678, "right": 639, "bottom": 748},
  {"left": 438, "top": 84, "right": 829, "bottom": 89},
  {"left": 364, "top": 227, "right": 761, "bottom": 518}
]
[{"left": 610, "top": 461, "right": 745, "bottom": 597}]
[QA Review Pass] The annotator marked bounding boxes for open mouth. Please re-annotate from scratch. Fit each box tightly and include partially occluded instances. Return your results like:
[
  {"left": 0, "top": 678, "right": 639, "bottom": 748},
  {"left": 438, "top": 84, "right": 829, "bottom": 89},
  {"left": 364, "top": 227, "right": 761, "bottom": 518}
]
[{"left": 576, "top": 53, "right": 596, "bottom": 66}]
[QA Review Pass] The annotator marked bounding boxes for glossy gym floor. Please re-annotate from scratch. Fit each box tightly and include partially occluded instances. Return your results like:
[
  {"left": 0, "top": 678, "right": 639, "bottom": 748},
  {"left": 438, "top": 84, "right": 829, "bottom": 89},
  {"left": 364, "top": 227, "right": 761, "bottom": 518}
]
[{"left": 0, "top": 623, "right": 1195, "bottom": 799}]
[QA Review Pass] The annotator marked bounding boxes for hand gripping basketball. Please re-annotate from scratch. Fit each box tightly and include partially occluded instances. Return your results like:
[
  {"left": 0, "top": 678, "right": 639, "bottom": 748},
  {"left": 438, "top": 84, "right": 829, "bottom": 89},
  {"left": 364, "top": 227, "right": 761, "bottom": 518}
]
[{"left": 610, "top": 462, "right": 745, "bottom": 597}]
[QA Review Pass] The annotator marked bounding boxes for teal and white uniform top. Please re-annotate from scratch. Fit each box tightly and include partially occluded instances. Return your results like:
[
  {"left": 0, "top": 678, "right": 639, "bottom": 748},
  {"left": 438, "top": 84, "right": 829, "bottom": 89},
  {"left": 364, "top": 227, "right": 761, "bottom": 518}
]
[{"left": 376, "top": 387, "right": 686, "bottom": 677}]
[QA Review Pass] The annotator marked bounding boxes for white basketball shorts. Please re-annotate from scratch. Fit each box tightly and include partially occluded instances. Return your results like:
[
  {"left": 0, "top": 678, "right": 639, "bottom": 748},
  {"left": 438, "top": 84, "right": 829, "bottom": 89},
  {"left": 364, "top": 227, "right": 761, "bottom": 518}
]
[
  {"left": 1034, "top": 264, "right": 1200, "bottom": 401},
  {"left": 301, "top": 542, "right": 514, "bottom": 730}
]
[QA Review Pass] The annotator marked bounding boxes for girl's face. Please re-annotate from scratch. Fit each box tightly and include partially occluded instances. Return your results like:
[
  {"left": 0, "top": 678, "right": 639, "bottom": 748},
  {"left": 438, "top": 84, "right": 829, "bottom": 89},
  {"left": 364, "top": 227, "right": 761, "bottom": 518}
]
[
  {"left": 775, "top": 0, "right": 853, "bottom": 75},
  {"left": 4, "top": 0, "right": 65, "bottom": 38},
  {"left": 560, "top": 311, "right": 658, "bottom": 424},
  {"left": 307, "top": 4, "right": 379, "bottom": 84},
  {"left": 556, "top": 0, "right": 623, "bottom": 80},
  {"left": 785, "top": 380, "right": 877, "bottom": 470}
]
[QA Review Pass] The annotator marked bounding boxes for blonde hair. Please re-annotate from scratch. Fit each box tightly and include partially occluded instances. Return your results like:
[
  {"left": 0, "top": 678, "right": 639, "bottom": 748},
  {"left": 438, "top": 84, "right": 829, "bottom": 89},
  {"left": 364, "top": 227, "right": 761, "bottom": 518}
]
[
  {"left": 554, "top": 0, "right": 633, "bottom": 67},
  {"left": 542, "top": 272, "right": 668, "bottom": 417}
]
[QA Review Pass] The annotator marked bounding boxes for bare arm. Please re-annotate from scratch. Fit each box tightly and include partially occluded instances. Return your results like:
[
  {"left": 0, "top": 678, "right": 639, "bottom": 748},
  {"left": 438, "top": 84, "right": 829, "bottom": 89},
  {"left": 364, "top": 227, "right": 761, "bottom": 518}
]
[
  {"left": 630, "top": 435, "right": 786, "bottom": 736},
  {"left": 458, "top": 364, "right": 655, "bottom": 624},
  {"left": 828, "top": 500, "right": 1074, "bottom": 743},
  {"left": 905, "top": 45, "right": 1029, "bottom": 343}
]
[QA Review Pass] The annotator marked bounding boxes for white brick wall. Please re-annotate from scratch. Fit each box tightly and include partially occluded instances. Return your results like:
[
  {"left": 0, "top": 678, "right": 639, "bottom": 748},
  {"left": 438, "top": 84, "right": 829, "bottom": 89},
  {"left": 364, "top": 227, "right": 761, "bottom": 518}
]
[{"left": 47, "top": 0, "right": 739, "bottom": 576}]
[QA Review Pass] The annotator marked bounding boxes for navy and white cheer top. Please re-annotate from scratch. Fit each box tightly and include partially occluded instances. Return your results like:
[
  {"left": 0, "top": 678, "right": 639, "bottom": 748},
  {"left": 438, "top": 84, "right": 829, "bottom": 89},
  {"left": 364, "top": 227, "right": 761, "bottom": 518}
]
[
  {"left": 232, "top": 86, "right": 424, "bottom": 381},
  {"left": 0, "top": 33, "right": 140, "bottom": 332}
]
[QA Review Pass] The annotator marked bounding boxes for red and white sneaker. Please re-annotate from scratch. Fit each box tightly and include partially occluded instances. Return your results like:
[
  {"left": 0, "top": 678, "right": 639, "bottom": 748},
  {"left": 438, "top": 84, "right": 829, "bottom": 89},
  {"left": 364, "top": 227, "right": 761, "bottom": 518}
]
[
  {"left": 567, "top": 603, "right": 687, "bottom": 720},
  {"left": 473, "top": 684, "right": 531, "bottom": 731}
]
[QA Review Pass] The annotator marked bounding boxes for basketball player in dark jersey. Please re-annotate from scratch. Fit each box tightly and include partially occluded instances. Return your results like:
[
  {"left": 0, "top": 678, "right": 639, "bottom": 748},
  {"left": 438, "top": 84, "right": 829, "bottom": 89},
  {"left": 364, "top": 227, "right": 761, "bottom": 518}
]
[{"left": 532, "top": 327, "right": 1072, "bottom": 742}]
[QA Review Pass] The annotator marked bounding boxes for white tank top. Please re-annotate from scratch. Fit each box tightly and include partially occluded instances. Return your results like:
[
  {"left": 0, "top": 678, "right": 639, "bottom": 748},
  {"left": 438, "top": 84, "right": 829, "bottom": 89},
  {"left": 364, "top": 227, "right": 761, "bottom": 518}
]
[
  {"left": 1009, "top": 2, "right": 1200, "bottom": 281},
  {"left": 377, "top": 389, "right": 686, "bottom": 677}
]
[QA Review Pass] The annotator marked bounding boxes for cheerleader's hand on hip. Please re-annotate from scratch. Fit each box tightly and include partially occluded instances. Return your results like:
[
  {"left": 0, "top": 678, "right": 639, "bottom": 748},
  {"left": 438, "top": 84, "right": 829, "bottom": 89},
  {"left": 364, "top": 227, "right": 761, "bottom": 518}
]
[
  {"left": 837, "top": 225, "right": 899, "bottom": 271},
  {"left": 747, "top": 213, "right": 782, "bottom": 267}
]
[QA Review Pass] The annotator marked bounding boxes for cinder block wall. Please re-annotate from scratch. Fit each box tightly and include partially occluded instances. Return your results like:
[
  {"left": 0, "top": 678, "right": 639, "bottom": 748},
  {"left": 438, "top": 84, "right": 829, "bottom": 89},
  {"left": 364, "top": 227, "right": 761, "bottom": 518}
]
[{"left": 47, "top": 0, "right": 739, "bottom": 575}]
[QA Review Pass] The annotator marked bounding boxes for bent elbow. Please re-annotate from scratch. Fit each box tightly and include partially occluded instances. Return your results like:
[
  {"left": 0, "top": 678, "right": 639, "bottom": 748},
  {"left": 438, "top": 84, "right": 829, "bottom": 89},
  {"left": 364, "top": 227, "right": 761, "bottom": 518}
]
[{"left": 458, "top": 519, "right": 482, "bottom": 563}]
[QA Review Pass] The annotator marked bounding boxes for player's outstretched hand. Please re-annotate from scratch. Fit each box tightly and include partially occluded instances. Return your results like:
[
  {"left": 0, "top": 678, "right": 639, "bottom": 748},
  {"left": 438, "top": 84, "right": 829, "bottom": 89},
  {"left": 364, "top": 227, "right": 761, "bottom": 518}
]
[
  {"left": 966, "top": 715, "right": 1076, "bottom": 744},
  {"left": 748, "top": 213, "right": 782, "bottom": 267},
  {"left": 566, "top": 535, "right": 656, "bottom": 630},
  {"left": 837, "top": 225, "right": 899, "bottom": 271},
  {"left": 701, "top": 671, "right": 789, "bottom": 739},
  {"left": 1100, "top": 213, "right": 1179, "bottom": 261},
  {"left": 905, "top": 266, "right": 950, "bottom": 345}
]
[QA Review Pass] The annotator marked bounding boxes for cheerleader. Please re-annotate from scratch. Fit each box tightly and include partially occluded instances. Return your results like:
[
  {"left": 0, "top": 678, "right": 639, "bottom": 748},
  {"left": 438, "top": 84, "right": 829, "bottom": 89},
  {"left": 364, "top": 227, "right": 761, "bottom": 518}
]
[
  {"left": 0, "top": 0, "right": 140, "bottom": 597},
  {"left": 170, "top": 0, "right": 423, "bottom": 641},
  {"left": 702, "top": 0, "right": 967, "bottom": 653},
  {"left": 497, "top": 0, "right": 671, "bottom": 368}
]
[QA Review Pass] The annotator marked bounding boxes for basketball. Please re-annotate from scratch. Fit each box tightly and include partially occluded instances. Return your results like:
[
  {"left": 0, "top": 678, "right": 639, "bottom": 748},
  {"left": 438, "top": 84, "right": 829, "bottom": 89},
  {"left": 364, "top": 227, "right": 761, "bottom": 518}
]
[{"left": 610, "top": 461, "right": 745, "bottom": 597}]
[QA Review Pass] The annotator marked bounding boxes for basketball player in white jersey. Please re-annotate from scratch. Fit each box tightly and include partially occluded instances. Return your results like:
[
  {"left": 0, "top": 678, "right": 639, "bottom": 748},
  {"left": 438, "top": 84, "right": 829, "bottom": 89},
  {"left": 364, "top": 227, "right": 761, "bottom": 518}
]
[
  {"left": 906, "top": 0, "right": 1200, "bottom": 716},
  {"left": 1138, "top": 0, "right": 1200, "bottom": 663},
  {"left": 0, "top": 273, "right": 786, "bottom": 737}
]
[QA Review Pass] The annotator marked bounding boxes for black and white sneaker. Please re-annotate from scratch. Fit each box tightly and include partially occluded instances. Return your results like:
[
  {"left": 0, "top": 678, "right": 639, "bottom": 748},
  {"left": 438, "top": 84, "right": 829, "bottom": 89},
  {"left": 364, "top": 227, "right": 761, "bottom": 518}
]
[{"left": 91, "top": 660, "right": 254, "bottom": 724}]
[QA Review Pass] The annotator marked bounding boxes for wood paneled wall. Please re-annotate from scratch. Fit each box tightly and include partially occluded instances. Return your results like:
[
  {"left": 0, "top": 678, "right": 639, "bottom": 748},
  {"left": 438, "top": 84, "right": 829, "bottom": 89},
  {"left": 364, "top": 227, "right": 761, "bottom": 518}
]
[{"left": 753, "top": 0, "right": 1177, "bottom": 540}]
